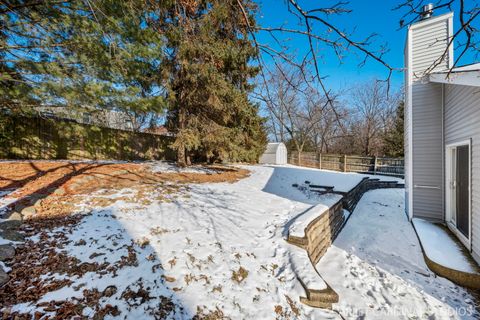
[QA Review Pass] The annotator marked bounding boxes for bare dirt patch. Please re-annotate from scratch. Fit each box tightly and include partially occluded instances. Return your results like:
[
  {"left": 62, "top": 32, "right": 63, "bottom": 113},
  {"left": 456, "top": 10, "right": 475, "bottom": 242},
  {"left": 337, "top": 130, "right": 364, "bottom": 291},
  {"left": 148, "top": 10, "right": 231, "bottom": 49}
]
[{"left": 0, "top": 161, "right": 249, "bottom": 219}]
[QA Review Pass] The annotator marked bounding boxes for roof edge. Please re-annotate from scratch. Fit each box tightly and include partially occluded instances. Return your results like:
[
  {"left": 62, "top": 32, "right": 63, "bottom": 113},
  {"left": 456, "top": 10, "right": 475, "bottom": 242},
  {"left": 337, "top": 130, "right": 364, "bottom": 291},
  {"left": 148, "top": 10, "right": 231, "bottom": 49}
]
[
  {"left": 409, "top": 12, "right": 453, "bottom": 30},
  {"left": 430, "top": 71, "right": 480, "bottom": 87}
]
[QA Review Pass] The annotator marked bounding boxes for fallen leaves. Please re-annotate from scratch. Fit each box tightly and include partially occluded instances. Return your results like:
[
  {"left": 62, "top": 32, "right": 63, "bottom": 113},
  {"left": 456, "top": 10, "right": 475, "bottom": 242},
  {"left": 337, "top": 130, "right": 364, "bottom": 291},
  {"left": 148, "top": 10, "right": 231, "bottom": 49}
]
[
  {"left": 231, "top": 266, "right": 249, "bottom": 284},
  {"left": 135, "top": 236, "right": 150, "bottom": 248},
  {"left": 0, "top": 214, "right": 175, "bottom": 319},
  {"left": 168, "top": 257, "right": 177, "bottom": 268},
  {"left": 162, "top": 275, "right": 176, "bottom": 283},
  {"left": 0, "top": 161, "right": 253, "bottom": 319},
  {"left": 194, "top": 306, "right": 227, "bottom": 320},
  {"left": 285, "top": 295, "right": 300, "bottom": 317}
]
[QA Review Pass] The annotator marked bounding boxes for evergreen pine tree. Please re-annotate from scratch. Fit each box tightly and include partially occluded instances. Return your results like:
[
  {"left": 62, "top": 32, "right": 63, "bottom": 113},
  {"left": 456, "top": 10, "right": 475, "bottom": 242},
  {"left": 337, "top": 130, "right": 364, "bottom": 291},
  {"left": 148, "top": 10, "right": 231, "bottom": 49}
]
[
  {"left": 2, "top": 1, "right": 266, "bottom": 164},
  {"left": 1, "top": 1, "right": 165, "bottom": 116},
  {"left": 383, "top": 101, "right": 404, "bottom": 157},
  {"left": 160, "top": 0, "right": 266, "bottom": 165}
]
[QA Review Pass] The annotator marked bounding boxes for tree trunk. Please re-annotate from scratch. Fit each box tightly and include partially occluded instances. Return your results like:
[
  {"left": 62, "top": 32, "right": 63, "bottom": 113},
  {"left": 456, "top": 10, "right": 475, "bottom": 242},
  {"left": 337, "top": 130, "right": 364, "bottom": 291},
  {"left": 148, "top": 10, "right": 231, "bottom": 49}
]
[
  {"left": 176, "top": 105, "right": 187, "bottom": 167},
  {"left": 177, "top": 146, "right": 186, "bottom": 167},
  {"left": 365, "top": 135, "right": 370, "bottom": 156},
  {"left": 296, "top": 143, "right": 303, "bottom": 166}
]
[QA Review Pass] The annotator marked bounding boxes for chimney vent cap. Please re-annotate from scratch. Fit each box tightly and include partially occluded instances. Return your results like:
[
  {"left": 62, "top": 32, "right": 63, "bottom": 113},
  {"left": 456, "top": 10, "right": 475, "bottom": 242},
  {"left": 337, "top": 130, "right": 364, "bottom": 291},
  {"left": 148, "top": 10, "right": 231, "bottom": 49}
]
[{"left": 420, "top": 3, "right": 434, "bottom": 20}]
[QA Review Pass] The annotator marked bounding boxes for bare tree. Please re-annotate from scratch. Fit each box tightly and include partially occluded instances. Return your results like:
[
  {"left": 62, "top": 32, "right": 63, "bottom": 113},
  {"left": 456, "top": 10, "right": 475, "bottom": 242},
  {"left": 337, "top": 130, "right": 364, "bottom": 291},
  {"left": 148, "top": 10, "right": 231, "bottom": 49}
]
[
  {"left": 348, "top": 81, "right": 399, "bottom": 156},
  {"left": 261, "top": 70, "right": 400, "bottom": 157},
  {"left": 310, "top": 102, "right": 348, "bottom": 154},
  {"left": 239, "top": 0, "right": 478, "bottom": 144},
  {"left": 236, "top": 0, "right": 399, "bottom": 126},
  {"left": 258, "top": 64, "right": 337, "bottom": 159}
]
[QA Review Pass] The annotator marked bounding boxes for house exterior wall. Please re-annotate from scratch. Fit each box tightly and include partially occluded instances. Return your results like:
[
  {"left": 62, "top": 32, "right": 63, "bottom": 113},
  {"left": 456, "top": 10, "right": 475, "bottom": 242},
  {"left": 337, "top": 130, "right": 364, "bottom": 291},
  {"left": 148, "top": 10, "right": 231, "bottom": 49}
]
[
  {"left": 411, "top": 83, "right": 444, "bottom": 220},
  {"left": 35, "top": 106, "right": 134, "bottom": 131},
  {"left": 444, "top": 84, "right": 480, "bottom": 262},
  {"left": 405, "top": 13, "right": 452, "bottom": 220}
]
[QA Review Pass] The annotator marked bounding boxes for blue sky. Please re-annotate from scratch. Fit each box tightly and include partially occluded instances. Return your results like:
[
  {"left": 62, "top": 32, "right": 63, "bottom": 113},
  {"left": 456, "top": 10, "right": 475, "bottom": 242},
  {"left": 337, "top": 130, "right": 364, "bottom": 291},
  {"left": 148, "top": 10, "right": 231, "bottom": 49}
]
[{"left": 254, "top": 0, "right": 476, "bottom": 93}]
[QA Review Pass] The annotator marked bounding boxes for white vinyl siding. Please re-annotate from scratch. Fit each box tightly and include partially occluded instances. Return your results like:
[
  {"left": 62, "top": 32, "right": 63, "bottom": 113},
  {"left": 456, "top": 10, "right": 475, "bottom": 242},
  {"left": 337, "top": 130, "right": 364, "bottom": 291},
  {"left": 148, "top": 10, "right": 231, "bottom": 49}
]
[
  {"left": 411, "top": 17, "right": 450, "bottom": 78},
  {"left": 444, "top": 84, "right": 480, "bottom": 261},
  {"left": 412, "top": 83, "right": 444, "bottom": 220},
  {"left": 407, "top": 14, "right": 451, "bottom": 221}
]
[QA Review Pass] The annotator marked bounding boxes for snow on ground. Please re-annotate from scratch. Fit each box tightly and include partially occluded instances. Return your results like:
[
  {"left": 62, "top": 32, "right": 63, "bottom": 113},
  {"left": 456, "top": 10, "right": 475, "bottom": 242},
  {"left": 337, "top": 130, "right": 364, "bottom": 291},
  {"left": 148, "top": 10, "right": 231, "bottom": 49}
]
[
  {"left": 288, "top": 202, "right": 341, "bottom": 238},
  {"left": 0, "top": 190, "right": 16, "bottom": 219},
  {"left": 0, "top": 237, "right": 12, "bottom": 246},
  {"left": 261, "top": 164, "right": 403, "bottom": 205},
  {"left": 413, "top": 218, "right": 479, "bottom": 274},
  {"left": 6, "top": 165, "right": 354, "bottom": 319},
  {"left": 262, "top": 165, "right": 364, "bottom": 199},
  {"left": 317, "top": 189, "right": 479, "bottom": 319},
  {"left": 149, "top": 161, "right": 220, "bottom": 174},
  {"left": 2, "top": 164, "right": 478, "bottom": 319}
]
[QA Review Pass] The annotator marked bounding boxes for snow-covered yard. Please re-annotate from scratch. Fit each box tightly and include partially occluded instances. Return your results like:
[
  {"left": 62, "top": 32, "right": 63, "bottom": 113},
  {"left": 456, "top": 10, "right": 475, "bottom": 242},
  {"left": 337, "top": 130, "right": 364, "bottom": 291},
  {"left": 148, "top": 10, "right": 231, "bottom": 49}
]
[
  {"left": 0, "top": 163, "right": 478, "bottom": 319},
  {"left": 318, "top": 189, "right": 478, "bottom": 319}
]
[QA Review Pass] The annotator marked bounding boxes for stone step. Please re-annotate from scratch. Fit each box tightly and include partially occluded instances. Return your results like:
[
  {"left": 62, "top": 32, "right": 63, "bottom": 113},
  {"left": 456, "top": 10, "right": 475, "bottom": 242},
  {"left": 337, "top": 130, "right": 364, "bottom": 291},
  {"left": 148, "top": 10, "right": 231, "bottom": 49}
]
[
  {"left": 413, "top": 218, "right": 480, "bottom": 289},
  {"left": 286, "top": 235, "right": 307, "bottom": 249},
  {"left": 287, "top": 244, "right": 338, "bottom": 309},
  {"left": 300, "top": 283, "right": 339, "bottom": 309}
]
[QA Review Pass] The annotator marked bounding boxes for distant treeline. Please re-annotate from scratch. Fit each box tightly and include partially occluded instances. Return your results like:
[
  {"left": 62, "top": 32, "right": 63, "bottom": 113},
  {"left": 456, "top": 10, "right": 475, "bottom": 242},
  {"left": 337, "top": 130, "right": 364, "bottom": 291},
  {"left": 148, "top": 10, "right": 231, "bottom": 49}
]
[{"left": 262, "top": 64, "right": 405, "bottom": 158}]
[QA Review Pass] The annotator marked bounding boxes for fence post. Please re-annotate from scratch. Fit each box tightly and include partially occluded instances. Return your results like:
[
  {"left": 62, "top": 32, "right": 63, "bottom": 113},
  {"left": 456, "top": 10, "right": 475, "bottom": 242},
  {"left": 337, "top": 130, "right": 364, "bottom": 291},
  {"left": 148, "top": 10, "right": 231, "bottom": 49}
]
[
  {"left": 343, "top": 154, "right": 347, "bottom": 172},
  {"left": 374, "top": 156, "right": 378, "bottom": 175},
  {"left": 318, "top": 153, "right": 322, "bottom": 169}
]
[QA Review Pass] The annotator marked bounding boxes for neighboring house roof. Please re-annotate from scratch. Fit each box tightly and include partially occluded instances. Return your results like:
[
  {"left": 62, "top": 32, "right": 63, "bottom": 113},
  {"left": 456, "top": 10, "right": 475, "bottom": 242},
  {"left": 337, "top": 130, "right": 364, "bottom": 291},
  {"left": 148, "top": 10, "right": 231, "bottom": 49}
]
[
  {"left": 34, "top": 106, "right": 135, "bottom": 131},
  {"left": 430, "top": 63, "right": 480, "bottom": 87},
  {"left": 144, "top": 125, "right": 171, "bottom": 136}
]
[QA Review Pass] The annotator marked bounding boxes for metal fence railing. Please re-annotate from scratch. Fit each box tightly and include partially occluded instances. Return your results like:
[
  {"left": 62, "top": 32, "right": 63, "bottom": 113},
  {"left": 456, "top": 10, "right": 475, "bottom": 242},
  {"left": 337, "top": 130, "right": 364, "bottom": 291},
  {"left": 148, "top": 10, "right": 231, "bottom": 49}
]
[{"left": 288, "top": 152, "right": 404, "bottom": 178}]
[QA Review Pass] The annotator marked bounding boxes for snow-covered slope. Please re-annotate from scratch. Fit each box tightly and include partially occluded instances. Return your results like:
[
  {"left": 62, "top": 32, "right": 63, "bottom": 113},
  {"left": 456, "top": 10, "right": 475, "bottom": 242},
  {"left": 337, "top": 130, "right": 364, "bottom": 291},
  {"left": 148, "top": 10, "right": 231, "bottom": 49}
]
[{"left": 3, "top": 165, "right": 478, "bottom": 319}]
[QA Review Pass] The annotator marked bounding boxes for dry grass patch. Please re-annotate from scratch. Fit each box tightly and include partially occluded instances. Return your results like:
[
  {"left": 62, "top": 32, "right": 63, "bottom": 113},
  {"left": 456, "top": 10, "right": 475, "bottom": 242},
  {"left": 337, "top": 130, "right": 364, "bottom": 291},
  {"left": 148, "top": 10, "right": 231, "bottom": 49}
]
[
  {"left": 0, "top": 161, "right": 249, "bottom": 219},
  {"left": 231, "top": 266, "right": 249, "bottom": 284},
  {"left": 194, "top": 306, "right": 228, "bottom": 320},
  {"left": 212, "top": 285, "right": 222, "bottom": 293},
  {"left": 150, "top": 227, "right": 180, "bottom": 236}
]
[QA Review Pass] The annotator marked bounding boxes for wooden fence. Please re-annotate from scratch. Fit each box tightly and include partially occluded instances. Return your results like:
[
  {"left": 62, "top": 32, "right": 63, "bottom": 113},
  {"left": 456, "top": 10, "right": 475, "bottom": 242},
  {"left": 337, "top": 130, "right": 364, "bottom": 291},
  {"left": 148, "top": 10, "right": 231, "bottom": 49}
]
[
  {"left": 0, "top": 114, "right": 175, "bottom": 161},
  {"left": 288, "top": 152, "right": 404, "bottom": 178}
]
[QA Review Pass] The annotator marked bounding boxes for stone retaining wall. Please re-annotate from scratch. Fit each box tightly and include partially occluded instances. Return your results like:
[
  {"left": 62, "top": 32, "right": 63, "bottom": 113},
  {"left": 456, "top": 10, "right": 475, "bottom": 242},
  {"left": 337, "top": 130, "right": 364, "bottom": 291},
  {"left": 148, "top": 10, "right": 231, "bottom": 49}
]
[
  {"left": 287, "top": 177, "right": 404, "bottom": 309},
  {"left": 307, "top": 200, "right": 344, "bottom": 265},
  {"left": 342, "top": 178, "right": 405, "bottom": 212},
  {"left": 289, "top": 178, "right": 404, "bottom": 265}
]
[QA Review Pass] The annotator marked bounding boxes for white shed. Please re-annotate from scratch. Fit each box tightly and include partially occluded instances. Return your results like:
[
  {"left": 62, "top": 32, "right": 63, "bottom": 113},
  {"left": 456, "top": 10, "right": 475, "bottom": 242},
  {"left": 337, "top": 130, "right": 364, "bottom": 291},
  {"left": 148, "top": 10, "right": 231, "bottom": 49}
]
[{"left": 259, "top": 142, "right": 287, "bottom": 165}]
